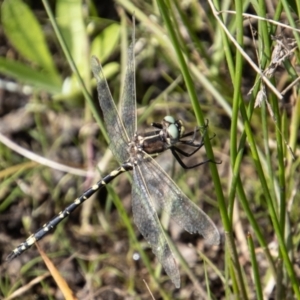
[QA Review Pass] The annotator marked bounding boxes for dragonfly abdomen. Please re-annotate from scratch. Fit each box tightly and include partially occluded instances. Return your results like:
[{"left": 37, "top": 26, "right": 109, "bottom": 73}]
[{"left": 6, "top": 163, "right": 133, "bottom": 261}]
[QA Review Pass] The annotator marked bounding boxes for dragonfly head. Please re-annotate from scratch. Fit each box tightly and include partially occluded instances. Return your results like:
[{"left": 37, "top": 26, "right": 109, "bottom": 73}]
[{"left": 162, "top": 116, "right": 185, "bottom": 145}]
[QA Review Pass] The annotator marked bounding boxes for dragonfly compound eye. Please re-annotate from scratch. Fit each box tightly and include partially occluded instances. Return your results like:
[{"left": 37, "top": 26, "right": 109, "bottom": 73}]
[
  {"left": 167, "top": 123, "right": 180, "bottom": 141},
  {"left": 163, "top": 115, "right": 176, "bottom": 124}
]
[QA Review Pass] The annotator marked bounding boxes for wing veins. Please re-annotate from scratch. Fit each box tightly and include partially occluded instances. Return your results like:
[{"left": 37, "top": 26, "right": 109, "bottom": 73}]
[
  {"left": 132, "top": 164, "right": 180, "bottom": 288},
  {"left": 139, "top": 153, "right": 220, "bottom": 245},
  {"left": 91, "top": 56, "right": 129, "bottom": 163}
]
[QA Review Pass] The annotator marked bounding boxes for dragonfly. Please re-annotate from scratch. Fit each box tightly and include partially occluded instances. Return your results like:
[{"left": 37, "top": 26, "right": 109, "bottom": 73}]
[{"left": 7, "top": 22, "right": 220, "bottom": 288}]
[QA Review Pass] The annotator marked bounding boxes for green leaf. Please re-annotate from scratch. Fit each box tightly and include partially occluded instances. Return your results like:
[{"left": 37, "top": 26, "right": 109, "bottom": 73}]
[
  {"left": 0, "top": 58, "right": 61, "bottom": 94},
  {"left": 1, "top": 0, "right": 60, "bottom": 79},
  {"left": 286, "top": 0, "right": 298, "bottom": 13},
  {"left": 56, "top": 0, "right": 89, "bottom": 80},
  {"left": 91, "top": 23, "right": 120, "bottom": 63}
]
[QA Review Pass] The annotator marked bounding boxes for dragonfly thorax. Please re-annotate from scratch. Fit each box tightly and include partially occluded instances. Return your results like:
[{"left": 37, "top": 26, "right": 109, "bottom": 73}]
[{"left": 127, "top": 134, "right": 143, "bottom": 165}]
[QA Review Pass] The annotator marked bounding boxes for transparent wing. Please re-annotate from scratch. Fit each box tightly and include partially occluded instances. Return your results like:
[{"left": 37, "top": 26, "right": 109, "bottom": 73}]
[
  {"left": 139, "top": 154, "right": 220, "bottom": 245},
  {"left": 132, "top": 166, "right": 180, "bottom": 288},
  {"left": 91, "top": 56, "right": 129, "bottom": 163},
  {"left": 120, "top": 23, "right": 136, "bottom": 139}
]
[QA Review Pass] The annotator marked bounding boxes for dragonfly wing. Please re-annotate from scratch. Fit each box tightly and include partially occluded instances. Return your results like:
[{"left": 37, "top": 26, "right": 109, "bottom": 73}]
[
  {"left": 132, "top": 165, "right": 180, "bottom": 288},
  {"left": 120, "top": 22, "right": 136, "bottom": 139},
  {"left": 91, "top": 56, "right": 129, "bottom": 163},
  {"left": 139, "top": 154, "right": 220, "bottom": 245}
]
